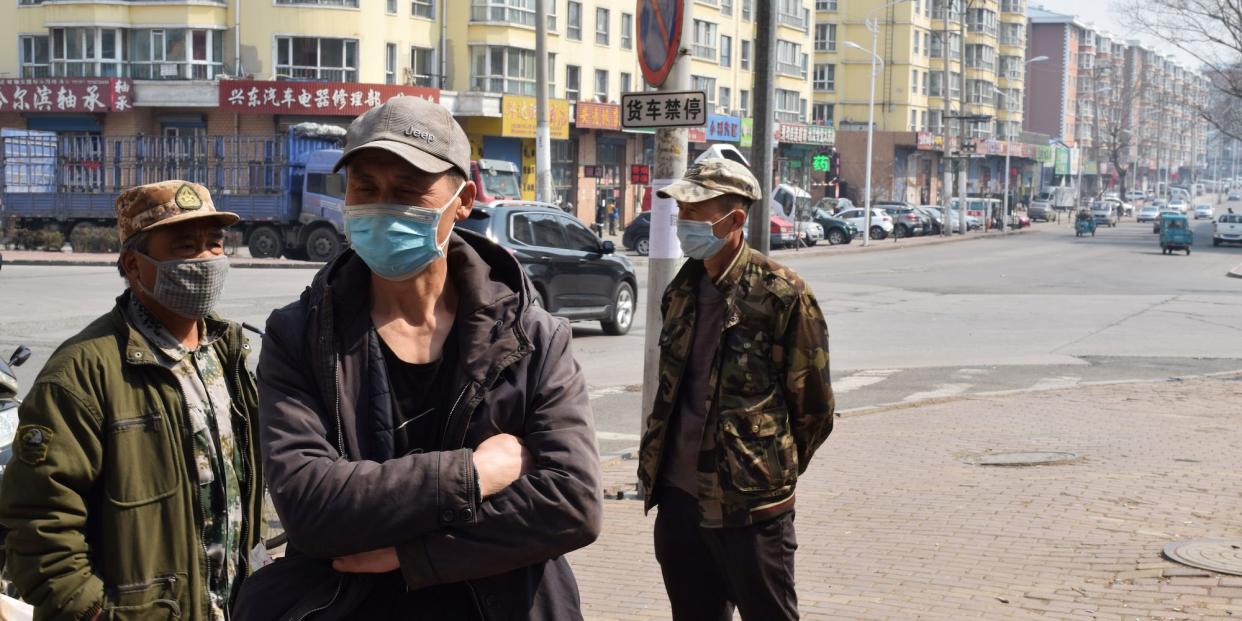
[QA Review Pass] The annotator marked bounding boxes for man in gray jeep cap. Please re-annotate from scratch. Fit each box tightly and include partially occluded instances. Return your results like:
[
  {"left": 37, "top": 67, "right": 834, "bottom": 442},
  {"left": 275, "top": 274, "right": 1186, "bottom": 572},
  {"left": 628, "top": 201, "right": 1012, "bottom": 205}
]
[{"left": 238, "top": 96, "right": 602, "bottom": 619}]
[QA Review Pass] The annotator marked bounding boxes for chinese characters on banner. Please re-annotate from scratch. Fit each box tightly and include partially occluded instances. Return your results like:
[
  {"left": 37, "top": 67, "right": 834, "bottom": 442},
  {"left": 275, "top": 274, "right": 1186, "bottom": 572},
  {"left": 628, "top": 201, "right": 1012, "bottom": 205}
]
[
  {"left": 620, "top": 91, "right": 708, "bottom": 128},
  {"left": 218, "top": 80, "right": 440, "bottom": 116},
  {"left": 575, "top": 102, "right": 621, "bottom": 131},
  {"left": 776, "top": 123, "right": 835, "bottom": 146},
  {"left": 705, "top": 114, "right": 741, "bottom": 142},
  {"left": 0, "top": 78, "right": 133, "bottom": 113},
  {"left": 501, "top": 96, "right": 571, "bottom": 140}
]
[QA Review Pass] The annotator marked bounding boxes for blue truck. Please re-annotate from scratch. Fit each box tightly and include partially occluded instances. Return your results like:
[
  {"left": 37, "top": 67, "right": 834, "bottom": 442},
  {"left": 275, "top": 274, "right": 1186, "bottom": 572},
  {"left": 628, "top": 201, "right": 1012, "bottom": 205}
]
[{"left": 1, "top": 126, "right": 525, "bottom": 261}]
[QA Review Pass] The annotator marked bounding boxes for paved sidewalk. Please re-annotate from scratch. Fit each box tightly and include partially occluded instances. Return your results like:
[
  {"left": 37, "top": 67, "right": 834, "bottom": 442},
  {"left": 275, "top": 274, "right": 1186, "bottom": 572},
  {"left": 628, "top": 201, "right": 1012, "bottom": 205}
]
[{"left": 569, "top": 375, "right": 1242, "bottom": 620}]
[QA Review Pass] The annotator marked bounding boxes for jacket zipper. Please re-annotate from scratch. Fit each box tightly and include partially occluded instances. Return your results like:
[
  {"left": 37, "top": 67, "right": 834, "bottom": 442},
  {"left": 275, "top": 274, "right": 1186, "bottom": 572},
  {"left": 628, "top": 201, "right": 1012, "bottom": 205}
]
[
  {"left": 333, "top": 355, "right": 345, "bottom": 458},
  {"left": 114, "top": 573, "right": 178, "bottom": 593},
  {"left": 229, "top": 344, "right": 255, "bottom": 595},
  {"left": 108, "top": 412, "right": 162, "bottom": 432},
  {"left": 294, "top": 574, "right": 343, "bottom": 621}
]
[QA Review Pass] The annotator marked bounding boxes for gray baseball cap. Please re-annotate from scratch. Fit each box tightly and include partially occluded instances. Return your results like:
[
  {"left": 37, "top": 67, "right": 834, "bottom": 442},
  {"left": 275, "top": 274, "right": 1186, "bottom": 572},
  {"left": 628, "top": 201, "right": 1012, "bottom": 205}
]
[
  {"left": 656, "top": 158, "right": 762, "bottom": 204},
  {"left": 334, "top": 97, "right": 471, "bottom": 177}
]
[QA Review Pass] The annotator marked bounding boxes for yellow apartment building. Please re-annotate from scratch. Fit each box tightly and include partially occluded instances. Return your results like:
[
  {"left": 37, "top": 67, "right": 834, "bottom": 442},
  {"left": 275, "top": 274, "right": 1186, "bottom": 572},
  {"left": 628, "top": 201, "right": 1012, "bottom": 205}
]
[{"left": 0, "top": 0, "right": 821, "bottom": 223}]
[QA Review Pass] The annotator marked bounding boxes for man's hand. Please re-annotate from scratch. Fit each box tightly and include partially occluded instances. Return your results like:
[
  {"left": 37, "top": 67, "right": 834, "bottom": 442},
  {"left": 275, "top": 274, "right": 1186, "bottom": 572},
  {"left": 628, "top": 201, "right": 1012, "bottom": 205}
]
[
  {"left": 332, "top": 547, "right": 399, "bottom": 573},
  {"left": 472, "top": 433, "right": 534, "bottom": 498}
]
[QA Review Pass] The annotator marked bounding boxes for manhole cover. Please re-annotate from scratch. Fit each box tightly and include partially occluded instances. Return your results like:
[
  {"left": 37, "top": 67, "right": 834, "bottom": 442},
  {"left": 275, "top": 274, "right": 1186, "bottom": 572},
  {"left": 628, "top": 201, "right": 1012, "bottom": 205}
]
[
  {"left": 965, "top": 451, "right": 1080, "bottom": 467},
  {"left": 1164, "top": 540, "right": 1242, "bottom": 576}
]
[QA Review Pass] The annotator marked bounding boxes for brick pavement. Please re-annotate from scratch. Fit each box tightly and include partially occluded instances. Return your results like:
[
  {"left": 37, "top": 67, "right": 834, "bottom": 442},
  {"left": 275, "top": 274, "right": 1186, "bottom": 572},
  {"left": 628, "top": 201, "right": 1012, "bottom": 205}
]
[{"left": 568, "top": 375, "right": 1242, "bottom": 620}]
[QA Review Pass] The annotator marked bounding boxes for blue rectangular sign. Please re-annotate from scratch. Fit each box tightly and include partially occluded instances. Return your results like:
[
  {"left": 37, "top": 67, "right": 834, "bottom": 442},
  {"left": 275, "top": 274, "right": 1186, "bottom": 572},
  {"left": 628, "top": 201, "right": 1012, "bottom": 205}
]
[{"left": 705, "top": 113, "right": 741, "bottom": 143}]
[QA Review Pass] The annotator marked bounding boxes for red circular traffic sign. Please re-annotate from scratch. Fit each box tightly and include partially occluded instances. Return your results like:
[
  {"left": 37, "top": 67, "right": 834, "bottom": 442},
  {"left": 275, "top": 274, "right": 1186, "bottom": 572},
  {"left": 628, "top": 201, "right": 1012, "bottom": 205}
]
[{"left": 637, "top": 0, "right": 684, "bottom": 88}]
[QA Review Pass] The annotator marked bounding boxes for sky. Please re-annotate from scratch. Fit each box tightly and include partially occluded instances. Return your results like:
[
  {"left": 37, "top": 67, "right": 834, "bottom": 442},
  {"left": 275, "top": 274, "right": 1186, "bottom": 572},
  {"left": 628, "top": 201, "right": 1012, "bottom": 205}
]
[{"left": 1029, "top": 0, "right": 1204, "bottom": 69}]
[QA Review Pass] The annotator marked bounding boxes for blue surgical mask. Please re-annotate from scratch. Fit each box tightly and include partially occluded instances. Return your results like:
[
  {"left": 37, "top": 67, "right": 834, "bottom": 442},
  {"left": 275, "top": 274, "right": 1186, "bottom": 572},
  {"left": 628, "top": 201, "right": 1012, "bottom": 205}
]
[
  {"left": 345, "top": 181, "right": 466, "bottom": 281},
  {"left": 677, "top": 210, "right": 739, "bottom": 260}
]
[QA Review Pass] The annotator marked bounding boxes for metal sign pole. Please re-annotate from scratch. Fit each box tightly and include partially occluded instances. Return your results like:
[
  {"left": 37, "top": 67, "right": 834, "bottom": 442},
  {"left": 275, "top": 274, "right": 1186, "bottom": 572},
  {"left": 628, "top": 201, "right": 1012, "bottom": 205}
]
[
  {"left": 535, "top": 0, "right": 554, "bottom": 204},
  {"left": 749, "top": 0, "right": 776, "bottom": 255}
]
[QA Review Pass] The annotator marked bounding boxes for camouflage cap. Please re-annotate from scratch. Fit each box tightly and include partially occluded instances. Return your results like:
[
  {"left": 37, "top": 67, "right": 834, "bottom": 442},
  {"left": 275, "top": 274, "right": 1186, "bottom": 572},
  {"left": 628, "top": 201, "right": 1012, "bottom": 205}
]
[
  {"left": 656, "top": 158, "right": 762, "bottom": 204},
  {"left": 115, "top": 181, "right": 240, "bottom": 244}
]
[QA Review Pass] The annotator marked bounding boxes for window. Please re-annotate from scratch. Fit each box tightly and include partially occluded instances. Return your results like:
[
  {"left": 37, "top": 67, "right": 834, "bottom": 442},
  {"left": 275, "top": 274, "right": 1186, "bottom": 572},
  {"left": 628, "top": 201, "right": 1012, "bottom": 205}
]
[
  {"left": 620, "top": 72, "right": 631, "bottom": 94},
  {"left": 816, "top": 0, "right": 838, "bottom": 9},
  {"left": 275, "top": 0, "right": 359, "bottom": 5},
  {"left": 126, "top": 28, "right": 225, "bottom": 80},
  {"left": 567, "top": 2, "right": 582, "bottom": 40},
  {"left": 546, "top": 53, "right": 556, "bottom": 97},
  {"left": 412, "top": 0, "right": 434, "bottom": 18},
  {"left": 621, "top": 13, "right": 633, "bottom": 49},
  {"left": 276, "top": 37, "right": 358, "bottom": 81},
  {"left": 912, "top": 69, "right": 919, "bottom": 94},
  {"left": 596, "top": 8, "right": 610, "bottom": 45},
  {"left": 594, "top": 69, "right": 608, "bottom": 101},
  {"left": 743, "top": 0, "right": 752, "bottom": 21},
  {"left": 913, "top": 29, "right": 920, "bottom": 55},
  {"left": 561, "top": 217, "right": 602, "bottom": 252},
  {"left": 471, "top": 0, "right": 536, "bottom": 26},
  {"left": 1001, "top": 23, "right": 1024, "bottom": 47},
  {"left": 386, "top": 0, "right": 397, "bottom": 13},
  {"left": 775, "top": 88, "right": 801, "bottom": 122},
  {"left": 692, "top": 20, "right": 718, "bottom": 60},
  {"left": 815, "top": 23, "right": 836, "bottom": 52},
  {"left": 921, "top": 110, "right": 928, "bottom": 130},
  {"left": 565, "top": 64, "right": 580, "bottom": 100},
  {"left": 470, "top": 45, "right": 537, "bottom": 94},
  {"left": 693, "top": 75, "right": 718, "bottom": 107},
  {"left": 411, "top": 47, "right": 436, "bottom": 87},
  {"left": 813, "top": 63, "right": 835, "bottom": 91},
  {"left": 776, "top": 41, "right": 804, "bottom": 77},
  {"left": 740, "top": 90, "right": 750, "bottom": 116},
  {"left": 306, "top": 172, "right": 347, "bottom": 199},
  {"left": 923, "top": 71, "right": 929, "bottom": 95},
  {"left": 719, "top": 86, "right": 731, "bottom": 111},
  {"left": 924, "top": 32, "right": 930, "bottom": 56},
  {"left": 511, "top": 213, "right": 565, "bottom": 248},
  {"left": 777, "top": 0, "right": 807, "bottom": 30},
  {"left": 966, "top": 44, "right": 995, "bottom": 71},
  {"left": 741, "top": 40, "right": 752, "bottom": 70},
  {"left": 930, "top": 110, "right": 943, "bottom": 133},
  {"left": 812, "top": 103, "right": 833, "bottom": 124},
  {"left": 968, "top": 79, "right": 992, "bottom": 104},
  {"left": 911, "top": 110, "right": 918, "bottom": 131},
  {"left": 51, "top": 27, "right": 126, "bottom": 78},
  {"left": 721, "top": 0, "right": 733, "bottom": 16},
  {"left": 1000, "top": 55, "right": 1023, "bottom": 79},
  {"left": 720, "top": 35, "right": 733, "bottom": 68},
  {"left": 967, "top": 8, "right": 997, "bottom": 36},
  {"left": 931, "top": 72, "right": 945, "bottom": 98},
  {"left": 949, "top": 71, "right": 962, "bottom": 99},
  {"left": 385, "top": 43, "right": 397, "bottom": 84},
  {"left": 19, "top": 35, "right": 50, "bottom": 78}
]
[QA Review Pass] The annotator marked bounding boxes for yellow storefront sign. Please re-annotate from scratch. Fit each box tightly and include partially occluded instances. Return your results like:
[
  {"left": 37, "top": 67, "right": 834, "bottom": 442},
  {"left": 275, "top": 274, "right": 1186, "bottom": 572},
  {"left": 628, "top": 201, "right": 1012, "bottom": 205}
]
[{"left": 502, "top": 96, "right": 570, "bottom": 140}]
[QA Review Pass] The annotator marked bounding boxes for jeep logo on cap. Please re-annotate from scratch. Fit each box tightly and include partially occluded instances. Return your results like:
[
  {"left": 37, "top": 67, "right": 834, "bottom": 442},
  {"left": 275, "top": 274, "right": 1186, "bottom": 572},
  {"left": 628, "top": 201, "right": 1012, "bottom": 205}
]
[{"left": 403, "top": 127, "right": 437, "bottom": 144}]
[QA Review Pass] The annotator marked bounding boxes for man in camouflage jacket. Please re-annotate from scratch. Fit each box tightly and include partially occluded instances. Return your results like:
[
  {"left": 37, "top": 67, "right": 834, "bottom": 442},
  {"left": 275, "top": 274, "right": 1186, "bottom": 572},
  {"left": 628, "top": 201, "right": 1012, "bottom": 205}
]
[{"left": 638, "top": 158, "right": 834, "bottom": 620}]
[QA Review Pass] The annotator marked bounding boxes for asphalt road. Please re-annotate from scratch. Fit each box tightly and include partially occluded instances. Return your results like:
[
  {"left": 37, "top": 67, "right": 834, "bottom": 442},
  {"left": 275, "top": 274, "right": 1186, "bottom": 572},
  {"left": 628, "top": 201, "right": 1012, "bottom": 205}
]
[{"left": 2, "top": 216, "right": 1240, "bottom": 457}]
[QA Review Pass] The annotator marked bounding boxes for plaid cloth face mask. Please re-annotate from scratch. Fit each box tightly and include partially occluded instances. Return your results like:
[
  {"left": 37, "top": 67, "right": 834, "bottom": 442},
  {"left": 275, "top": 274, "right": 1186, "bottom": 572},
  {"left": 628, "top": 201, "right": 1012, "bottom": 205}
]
[{"left": 135, "top": 254, "right": 230, "bottom": 319}]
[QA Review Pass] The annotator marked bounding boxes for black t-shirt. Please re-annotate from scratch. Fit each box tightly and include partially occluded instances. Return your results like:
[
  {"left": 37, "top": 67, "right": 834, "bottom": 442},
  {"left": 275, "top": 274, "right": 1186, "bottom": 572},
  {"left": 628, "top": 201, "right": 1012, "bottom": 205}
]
[{"left": 375, "top": 330, "right": 482, "bottom": 620}]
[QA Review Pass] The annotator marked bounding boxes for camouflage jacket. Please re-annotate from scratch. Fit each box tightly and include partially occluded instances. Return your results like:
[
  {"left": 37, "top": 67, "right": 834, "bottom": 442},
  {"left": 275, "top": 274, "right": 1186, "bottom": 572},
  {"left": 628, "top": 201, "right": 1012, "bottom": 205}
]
[{"left": 638, "top": 244, "right": 835, "bottom": 528}]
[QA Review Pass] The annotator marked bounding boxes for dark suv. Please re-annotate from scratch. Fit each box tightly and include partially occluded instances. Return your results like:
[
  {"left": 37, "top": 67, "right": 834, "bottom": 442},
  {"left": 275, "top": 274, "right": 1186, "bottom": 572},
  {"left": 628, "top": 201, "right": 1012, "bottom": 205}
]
[
  {"left": 622, "top": 211, "right": 652, "bottom": 256},
  {"left": 456, "top": 201, "right": 638, "bottom": 335},
  {"left": 875, "top": 201, "right": 926, "bottom": 237}
]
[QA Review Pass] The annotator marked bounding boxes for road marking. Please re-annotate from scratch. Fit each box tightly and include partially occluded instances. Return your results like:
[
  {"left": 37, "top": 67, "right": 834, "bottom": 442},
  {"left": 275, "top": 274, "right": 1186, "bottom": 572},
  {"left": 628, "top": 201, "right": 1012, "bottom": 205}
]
[
  {"left": 588, "top": 386, "right": 637, "bottom": 400},
  {"left": 903, "top": 383, "right": 972, "bottom": 402},
  {"left": 1029, "top": 376, "right": 1082, "bottom": 391},
  {"left": 596, "top": 431, "right": 641, "bottom": 442},
  {"left": 833, "top": 370, "right": 900, "bottom": 394}
]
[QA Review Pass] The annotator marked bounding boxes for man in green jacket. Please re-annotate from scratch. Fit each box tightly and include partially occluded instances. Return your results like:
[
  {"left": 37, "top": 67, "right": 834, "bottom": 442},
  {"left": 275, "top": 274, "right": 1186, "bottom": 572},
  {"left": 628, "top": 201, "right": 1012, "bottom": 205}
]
[
  {"left": 638, "top": 159, "right": 835, "bottom": 620},
  {"left": 0, "top": 181, "right": 264, "bottom": 621}
]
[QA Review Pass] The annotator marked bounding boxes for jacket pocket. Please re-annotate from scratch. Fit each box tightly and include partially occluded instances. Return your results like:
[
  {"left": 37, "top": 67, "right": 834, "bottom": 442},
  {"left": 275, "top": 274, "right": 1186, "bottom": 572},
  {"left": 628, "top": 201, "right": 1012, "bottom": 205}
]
[
  {"left": 105, "top": 573, "right": 185, "bottom": 620},
  {"left": 723, "top": 328, "right": 775, "bottom": 395},
  {"left": 719, "top": 407, "right": 796, "bottom": 493},
  {"left": 105, "top": 409, "right": 180, "bottom": 507}
]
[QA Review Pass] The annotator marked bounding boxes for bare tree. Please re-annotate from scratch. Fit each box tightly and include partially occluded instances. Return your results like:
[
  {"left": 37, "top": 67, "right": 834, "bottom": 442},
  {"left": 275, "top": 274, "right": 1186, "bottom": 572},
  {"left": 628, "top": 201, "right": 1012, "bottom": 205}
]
[{"left": 1118, "top": 0, "right": 1242, "bottom": 140}]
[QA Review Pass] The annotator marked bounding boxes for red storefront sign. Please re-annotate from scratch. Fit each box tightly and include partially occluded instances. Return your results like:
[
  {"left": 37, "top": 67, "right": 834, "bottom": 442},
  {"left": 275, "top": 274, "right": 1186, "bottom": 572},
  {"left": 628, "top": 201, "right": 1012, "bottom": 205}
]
[
  {"left": 219, "top": 80, "right": 440, "bottom": 115},
  {"left": 0, "top": 78, "right": 133, "bottom": 113},
  {"left": 575, "top": 102, "right": 621, "bottom": 130}
]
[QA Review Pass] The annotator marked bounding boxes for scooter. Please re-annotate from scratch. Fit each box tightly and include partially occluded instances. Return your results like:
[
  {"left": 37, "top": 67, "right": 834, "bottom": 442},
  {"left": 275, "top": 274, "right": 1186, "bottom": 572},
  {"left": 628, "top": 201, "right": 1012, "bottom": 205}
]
[{"left": 0, "top": 346, "right": 32, "bottom": 476}]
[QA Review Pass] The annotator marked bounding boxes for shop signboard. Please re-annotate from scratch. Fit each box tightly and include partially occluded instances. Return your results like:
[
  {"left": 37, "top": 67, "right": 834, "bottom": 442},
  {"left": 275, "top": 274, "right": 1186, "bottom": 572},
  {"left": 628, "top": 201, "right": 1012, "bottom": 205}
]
[
  {"left": 705, "top": 114, "right": 741, "bottom": 142},
  {"left": 630, "top": 164, "right": 651, "bottom": 184},
  {"left": 502, "top": 96, "right": 570, "bottom": 139},
  {"left": 0, "top": 78, "right": 132, "bottom": 113},
  {"left": 220, "top": 79, "right": 439, "bottom": 116},
  {"left": 1054, "top": 146, "right": 1071, "bottom": 175},
  {"left": 1036, "top": 145, "right": 1055, "bottom": 165},
  {"left": 575, "top": 102, "right": 621, "bottom": 131},
  {"left": 740, "top": 118, "right": 754, "bottom": 148}
]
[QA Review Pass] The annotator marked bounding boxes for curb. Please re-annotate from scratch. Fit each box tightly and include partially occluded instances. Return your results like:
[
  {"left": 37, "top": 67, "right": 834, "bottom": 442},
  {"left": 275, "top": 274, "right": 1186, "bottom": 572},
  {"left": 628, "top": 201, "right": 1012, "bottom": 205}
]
[
  {"left": 771, "top": 227, "right": 1039, "bottom": 258},
  {"left": 1229, "top": 264, "right": 1242, "bottom": 279}
]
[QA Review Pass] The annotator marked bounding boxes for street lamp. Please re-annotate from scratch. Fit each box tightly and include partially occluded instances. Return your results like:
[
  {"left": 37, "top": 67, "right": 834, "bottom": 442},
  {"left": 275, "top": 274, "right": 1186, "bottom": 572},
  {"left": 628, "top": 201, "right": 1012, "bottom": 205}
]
[
  {"left": 845, "top": 39, "right": 884, "bottom": 247},
  {"left": 993, "top": 88, "right": 1013, "bottom": 231}
]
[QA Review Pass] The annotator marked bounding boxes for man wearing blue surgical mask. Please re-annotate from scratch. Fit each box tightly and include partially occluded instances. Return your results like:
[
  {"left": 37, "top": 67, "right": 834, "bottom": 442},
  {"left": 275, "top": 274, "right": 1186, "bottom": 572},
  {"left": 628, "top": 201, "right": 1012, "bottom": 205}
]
[
  {"left": 239, "top": 97, "right": 601, "bottom": 619},
  {"left": 639, "top": 159, "right": 835, "bottom": 620}
]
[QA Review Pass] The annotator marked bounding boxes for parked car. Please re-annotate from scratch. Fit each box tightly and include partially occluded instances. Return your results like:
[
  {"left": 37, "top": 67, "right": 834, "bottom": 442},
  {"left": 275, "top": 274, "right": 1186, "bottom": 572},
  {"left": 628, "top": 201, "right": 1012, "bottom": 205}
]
[
  {"left": 914, "top": 206, "right": 944, "bottom": 235},
  {"left": 1136, "top": 205, "right": 1161, "bottom": 223},
  {"left": 622, "top": 211, "right": 651, "bottom": 256},
  {"left": 1194, "top": 204, "right": 1214, "bottom": 220},
  {"left": 814, "top": 197, "right": 855, "bottom": 214},
  {"left": 1229, "top": 190, "right": 1242, "bottom": 201},
  {"left": 810, "top": 209, "right": 858, "bottom": 245},
  {"left": 456, "top": 201, "right": 638, "bottom": 335},
  {"left": 837, "top": 207, "right": 894, "bottom": 240},
  {"left": 1125, "top": 189, "right": 1147, "bottom": 202},
  {"left": 1028, "top": 198, "right": 1056, "bottom": 222},
  {"left": 875, "top": 202, "right": 926, "bottom": 237},
  {"left": 770, "top": 215, "right": 799, "bottom": 248},
  {"left": 946, "top": 207, "right": 983, "bottom": 231},
  {"left": 1214, "top": 213, "right": 1242, "bottom": 246},
  {"left": 801, "top": 220, "right": 825, "bottom": 246}
]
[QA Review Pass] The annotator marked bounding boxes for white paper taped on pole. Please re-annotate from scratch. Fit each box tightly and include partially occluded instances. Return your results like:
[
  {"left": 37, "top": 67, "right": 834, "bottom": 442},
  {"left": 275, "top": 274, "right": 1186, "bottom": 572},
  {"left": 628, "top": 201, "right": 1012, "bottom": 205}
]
[{"left": 649, "top": 178, "right": 683, "bottom": 260}]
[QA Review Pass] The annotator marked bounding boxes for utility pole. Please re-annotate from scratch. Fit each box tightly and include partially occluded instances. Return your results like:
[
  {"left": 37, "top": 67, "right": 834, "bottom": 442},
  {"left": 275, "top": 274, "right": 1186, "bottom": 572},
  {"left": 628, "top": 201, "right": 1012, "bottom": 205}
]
[
  {"left": 748, "top": 0, "right": 776, "bottom": 254},
  {"left": 534, "top": 0, "right": 554, "bottom": 204},
  {"left": 639, "top": 2, "right": 695, "bottom": 440},
  {"left": 956, "top": 0, "right": 968, "bottom": 236},
  {"left": 940, "top": 0, "right": 953, "bottom": 235}
]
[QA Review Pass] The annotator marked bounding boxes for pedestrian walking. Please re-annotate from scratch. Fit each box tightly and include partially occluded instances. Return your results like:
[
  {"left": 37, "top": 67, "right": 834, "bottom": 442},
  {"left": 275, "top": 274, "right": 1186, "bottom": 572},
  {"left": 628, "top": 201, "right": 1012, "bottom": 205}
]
[
  {"left": 608, "top": 201, "right": 619, "bottom": 236},
  {"left": 0, "top": 181, "right": 265, "bottom": 621},
  {"left": 638, "top": 158, "right": 835, "bottom": 621},
  {"left": 235, "top": 97, "right": 601, "bottom": 620}
]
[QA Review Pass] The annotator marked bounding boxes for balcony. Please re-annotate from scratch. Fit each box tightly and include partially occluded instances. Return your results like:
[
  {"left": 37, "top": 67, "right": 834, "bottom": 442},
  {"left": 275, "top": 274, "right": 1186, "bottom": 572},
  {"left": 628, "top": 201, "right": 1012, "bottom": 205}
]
[
  {"left": 131, "top": 61, "right": 224, "bottom": 81},
  {"left": 778, "top": 61, "right": 806, "bottom": 78},
  {"left": 692, "top": 44, "right": 718, "bottom": 60},
  {"left": 778, "top": 11, "right": 808, "bottom": 31},
  {"left": 276, "top": 66, "right": 358, "bottom": 82},
  {"left": 470, "top": 4, "right": 537, "bottom": 27}
]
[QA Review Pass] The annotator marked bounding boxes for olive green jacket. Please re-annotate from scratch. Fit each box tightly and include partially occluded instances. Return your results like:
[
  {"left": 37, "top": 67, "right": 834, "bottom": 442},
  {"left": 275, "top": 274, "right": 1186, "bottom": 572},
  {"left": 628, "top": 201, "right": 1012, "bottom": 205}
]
[
  {"left": 638, "top": 244, "right": 835, "bottom": 527},
  {"left": 0, "top": 293, "right": 263, "bottom": 621}
]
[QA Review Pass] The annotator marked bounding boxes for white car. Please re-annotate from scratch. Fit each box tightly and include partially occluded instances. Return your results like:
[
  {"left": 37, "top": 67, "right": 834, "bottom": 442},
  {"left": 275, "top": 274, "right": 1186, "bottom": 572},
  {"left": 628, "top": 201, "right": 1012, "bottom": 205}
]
[
  {"left": 1137, "top": 205, "right": 1160, "bottom": 223},
  {"left": 836, "top": 207, "right": 894, "bottom": 240},
  {"left": 1194, "top": 204, "right": 1214, "bottom": 220},
  {"left": 1168, "top": 199, "right": 1188, "bottom": 214},
  {"left": 1126, "top": 190, "right": 1147, "bottom": 202},
  {"left": 946, "top": 208, "right": 983, "bottom": 231},
  {"left": 1214, "top": 213, "right": 1242, "bottom": 246},
  {"left": 800, "top": 220, "right": 825, "bottom": 246}
]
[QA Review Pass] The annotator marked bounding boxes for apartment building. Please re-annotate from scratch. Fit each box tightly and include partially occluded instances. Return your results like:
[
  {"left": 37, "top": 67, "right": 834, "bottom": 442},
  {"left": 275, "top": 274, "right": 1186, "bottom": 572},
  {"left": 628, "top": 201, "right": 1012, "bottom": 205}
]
[
  {"left": 813, "top": 0, "right": 1037, "bottom": 206},
  {"left": 0, "top": 0, "right": 819, "bottom": 223}
]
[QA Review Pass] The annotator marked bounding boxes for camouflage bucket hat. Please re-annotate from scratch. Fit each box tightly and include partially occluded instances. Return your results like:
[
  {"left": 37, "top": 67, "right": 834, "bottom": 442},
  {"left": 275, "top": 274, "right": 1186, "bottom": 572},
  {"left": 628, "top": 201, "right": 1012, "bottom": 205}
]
[
  {"left": 656, "top": 158, "right": 762, "bottom": 204},
  {"left": 115, "top": 181, "right": 240, "bottom": 245}
]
